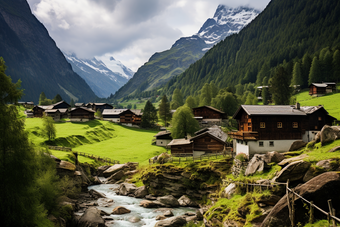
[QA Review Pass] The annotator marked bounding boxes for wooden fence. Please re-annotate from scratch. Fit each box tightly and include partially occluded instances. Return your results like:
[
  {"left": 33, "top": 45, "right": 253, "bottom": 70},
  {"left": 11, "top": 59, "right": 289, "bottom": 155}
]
[
  {"left": 224, "top": 179, "right": 340, "bottom": 226},
  {"left": 149, "top": 152, "right": 231, "bottom": 164},
  {"left": 48, "top": 146, "right": 119, "bottom": 165}
]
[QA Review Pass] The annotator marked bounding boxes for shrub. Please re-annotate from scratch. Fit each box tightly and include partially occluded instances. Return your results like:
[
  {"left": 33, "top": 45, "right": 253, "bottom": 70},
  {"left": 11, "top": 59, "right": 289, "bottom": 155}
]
[{"left": 235, "top": 153, "right": 248, "bottom": 162}]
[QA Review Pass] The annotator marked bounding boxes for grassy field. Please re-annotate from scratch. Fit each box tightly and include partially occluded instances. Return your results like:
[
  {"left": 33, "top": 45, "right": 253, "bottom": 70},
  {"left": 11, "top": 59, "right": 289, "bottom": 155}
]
[
  {"left": 25, "top": 118, "right": 167, "bottom": 166},
  {"left": 295, "top": 90, "right": 340, "bottom": 120}
]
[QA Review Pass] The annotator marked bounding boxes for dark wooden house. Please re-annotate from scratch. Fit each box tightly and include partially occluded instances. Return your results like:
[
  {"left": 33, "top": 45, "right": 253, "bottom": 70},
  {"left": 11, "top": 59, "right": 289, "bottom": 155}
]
[
  {"left": 192, "top": 106, "right": 225, "bottom": 122},
  {"left": 154, "top": 131, "right": 172, "bottom": 147},
  {"left": 102, "top": 109, "right": 127, "bottom": 122},
  {"left": 51, "top": 100, "right": 71, "bottom": 109},
  {"left": 86, "top": 103, "right": 113, "bottom": 113},
  {"left": 45, "top": 109, "right": 61, "bottom": 121},
  {"left": 309, "top": 82, "right": 336, "bottom": 96},
  {"left": 69, "top": 107, "right": 95, "bottom": 122},
  {"left": 18, "top": 101, "right": 34, "bottom": 108},
  {"left": 119, "top": 109, "right": 142, "bottom": 126},
  {"left": 32, "top": 105, "right": 45, "bottom": 117},
  {"left": 167, "top": 139, "right": 193, "bottom": 155},
  {"left": 229, "top": 104, "right": 336, "bottom": 156}
]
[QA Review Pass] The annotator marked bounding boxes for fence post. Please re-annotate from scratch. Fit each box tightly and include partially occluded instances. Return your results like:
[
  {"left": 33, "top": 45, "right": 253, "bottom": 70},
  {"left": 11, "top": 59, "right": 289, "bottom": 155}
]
[
  {"left": 328, "top": 199, "right": 335, "bottom": 227},
  {"left": 309, "top": 201, "right": 314, "bottom": 224},
  {"left": 286, "top": 180, "right": 293, "bottom": 227},
  {"left": 291, "top": 189, "right": 295, "bottom": 227}
]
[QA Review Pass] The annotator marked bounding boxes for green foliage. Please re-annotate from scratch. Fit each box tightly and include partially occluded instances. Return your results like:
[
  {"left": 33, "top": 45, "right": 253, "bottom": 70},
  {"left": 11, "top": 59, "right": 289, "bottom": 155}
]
[
  {"left": 185, "top": 96, "right": 197, "bottom": 108},
  {"left": 0, "top": 57, "right": 52, "bottom": 226},
  {"left": 158, "top": 95, "right": 172, "bottom": 127},
  {"left": 211, "top": 89, "right": 238, "bottom": 117},
  {"left": 170, "top": 105, "right": 199, "bottom": 139},
  {"left": 308, "top": 56, "right": 321, "bottom": 84},
  {"left": 95, "top": 109, "right": 102, "bottom": 119},
  {"left": 58, "top": 175, "right": 81, "bottom": 199},
  {"left": 235, "top": 153, "right": 248, "bottom": 162},
  {"left": 141, "top": 100, "right": 158, "bottom": 128},
  {"left": 52, "top": 94, "right": 63, "bottom": 104},
  {"left": 270, "top": 66, "right": 292, "bottom": 105},
  {"left": 199, "top": 83, "right": 212, "bottom": 106},
  {"left": 292, "top": 62, "right": 303, "bottom": 86},
  {"left": 172, "top": 88, "right": 184, "bottom": 107},
  {"left": 42, "top": 116, "right": 56, "bottom": 141}
]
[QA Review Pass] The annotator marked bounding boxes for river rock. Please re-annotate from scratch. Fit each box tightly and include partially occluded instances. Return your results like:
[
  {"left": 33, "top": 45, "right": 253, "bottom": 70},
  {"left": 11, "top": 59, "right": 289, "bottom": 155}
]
[
  {"left": 89, "top": 189, "right": 106, "bottom": 199},
  {"left": 154, "top": 215, "right": 187, "bottom": 227},
  {"left": 97, "top": 165, "right": 110, "bottom": 177},
  {"left": 134, "top": 186, "right": 148, "bottom": 198},
  {"left": 145, "top": 194, "right": 157, "bottom": 200},
  {"left": 116, "top": 183, "right": 137, "bottom": 196},
  {"left": 106, "top": 170, "right": 125, "bottom": 183},
  {"left": 264, "top": 151, "right": 285, "bottom": 163},
  {"left": 157, "top": 195, "right": 180, "bottom": 207},
  {"left": 97, "top": 198, "right": 114, "bottom": 207},
  {"left": 319, "top": 125, "right": 340, "bottom": 145},
  {"left": 178, "top": 195, "right": 197, "bottom": 207},
  {"left": 289, "top": 140, "right": 307, "bottom": 151},
  {"left": 129, "top": 216, "right": 141, "bottom": 223},
  {"left": 78, "top": 207, "right": 105, "bottom": 227},
  {"left": 103, "top": 164, "right": 127, "bottom": 177},
  {"left": 275, "top": 160, "right": 311, "bottom": 182},
  {"left": 317, "top": 159, "right": 334, "bottom": 170},
  {"left": 261, "top": 172, "right": 340, "bottom": 227},
  {"left": 140, "top": 200, "right": 165, "bottom": 208},
  {"left": 245, "top": 154, "right": 266, "bottom": 176},
  {"left": 112, "top": 206, "right": 131, "bottom": 215}
]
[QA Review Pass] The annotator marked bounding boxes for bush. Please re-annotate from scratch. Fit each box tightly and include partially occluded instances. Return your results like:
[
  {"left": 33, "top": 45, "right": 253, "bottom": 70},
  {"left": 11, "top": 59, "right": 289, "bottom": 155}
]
[{"left": 235, "top": 153, "right": 248, "bottom": 162}]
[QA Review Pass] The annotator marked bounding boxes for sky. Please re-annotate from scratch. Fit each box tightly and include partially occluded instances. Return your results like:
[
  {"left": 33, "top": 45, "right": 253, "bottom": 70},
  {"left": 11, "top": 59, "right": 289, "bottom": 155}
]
[{"left": 26, "top": 0, "right": 271, "bottom": 72}]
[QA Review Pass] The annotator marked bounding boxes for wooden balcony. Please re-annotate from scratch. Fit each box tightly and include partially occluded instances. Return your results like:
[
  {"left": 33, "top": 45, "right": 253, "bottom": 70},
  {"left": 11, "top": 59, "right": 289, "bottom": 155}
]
[{"left": 228, "top": 131, "right": 258, "bottom": 140}]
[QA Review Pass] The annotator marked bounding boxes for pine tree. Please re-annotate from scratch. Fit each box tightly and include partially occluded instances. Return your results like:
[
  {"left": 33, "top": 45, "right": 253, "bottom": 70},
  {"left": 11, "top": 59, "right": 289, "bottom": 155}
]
[
  {"left": 332, "top": 50, "right": 340, "bottom": 82},
  {"left": 301, "top": 53, "right": 312, "bottom": 87},
  {"left": 270, "top": 66, "right": 292, "bottom": 105},
  {"left": 291, "top": 62, "right": 303, "bottom": 86},
  {"left": 199, "top": 83, "right": 212, "bottom": 106},
  {"left": 262, "top": 87, "right": 269, "bottom": 105},
  {"left": 158, "top": 95, "right": 171, "bottom": 127},
  {"left": 52, "top": 94, "right": 62, "bottom": 104},
  {"left": 141, "top": 100, "right": 158, "bottom": 128},
  {"left": 70, "top": 98, "right": 75, "bottom": 107},
  {"left": 309, "top": 56, "right": 321, "bottom": 84},
  {"left": 39, "top": 91, "right": 47, "bottom": 105},
  {"left": 256, "top": 63, "right": 270, "bottom": 85}
]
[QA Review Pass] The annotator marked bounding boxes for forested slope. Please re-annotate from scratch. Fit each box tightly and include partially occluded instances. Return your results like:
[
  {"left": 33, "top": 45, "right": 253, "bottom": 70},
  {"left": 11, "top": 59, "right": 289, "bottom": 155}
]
[{"left": 163, "top": 0, "right": 340, "bottom": 97}]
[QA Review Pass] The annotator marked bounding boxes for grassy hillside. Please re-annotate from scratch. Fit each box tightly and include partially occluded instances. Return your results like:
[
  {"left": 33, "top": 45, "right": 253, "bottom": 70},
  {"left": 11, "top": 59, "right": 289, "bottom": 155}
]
[
  {"left": 25, "top": 119, "right": 166, "bottom": 166},
  {"left": 295, "top": 90, "right": 340, "bottom": 120}
]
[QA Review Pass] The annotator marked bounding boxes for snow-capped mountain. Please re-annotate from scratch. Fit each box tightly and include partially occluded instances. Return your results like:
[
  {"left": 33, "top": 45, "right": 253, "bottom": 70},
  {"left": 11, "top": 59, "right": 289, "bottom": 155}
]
[
  {"left": 64, "top": 53, "right": 133, "bottom": 98},
  {"left": 113, "top": 5, "right": 261, "bottom": 99},
  {"left": 198, "top": 5, "right": 260, "bottom": 48}
]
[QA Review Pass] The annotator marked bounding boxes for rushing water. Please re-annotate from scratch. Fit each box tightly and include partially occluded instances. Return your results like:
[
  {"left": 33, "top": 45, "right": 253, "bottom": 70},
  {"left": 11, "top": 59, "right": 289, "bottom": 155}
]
[{"left": 88, "top": 184, "right": 197, "bottom": 227}]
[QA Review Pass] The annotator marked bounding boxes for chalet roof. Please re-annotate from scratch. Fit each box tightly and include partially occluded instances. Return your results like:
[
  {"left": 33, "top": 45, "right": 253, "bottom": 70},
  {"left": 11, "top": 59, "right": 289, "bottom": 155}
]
[
  {"left": 131, "top": 109, "right": 142, "bottom": 116},
  {"left": 58, "top": 108, "right": 68, "bottom": 113},
  {"left": 69, "top": 107, "right": 95, "bottom": 113},
  {"left": 191, "top": 125, "right": 227, "bottom": 143},
  {"left": 310, "top": 83, "right": 328, "bottom": 88},
  {"left": 94, "top": 103, "right": 113, "bottom": 107},
  {"left": 193, "top": 106, "right": 225, "bottom": 114},
  {"left": 45, "top": 109, "right": 60, "bottom": 113},
  {"left": 75, "top": 103, "right": 85, "bottom": 107},
  {"left": 154, "top": 130, "right": 171, "bottom": 138},
  {"left": 167, "top": 138, "right": 192, "bottom": 146},
  {"left": 102, "top": 109, "right": 127, "bottom": 115},
  {"left": 233, "top": 105, "right": 332, "bottom": 118}
]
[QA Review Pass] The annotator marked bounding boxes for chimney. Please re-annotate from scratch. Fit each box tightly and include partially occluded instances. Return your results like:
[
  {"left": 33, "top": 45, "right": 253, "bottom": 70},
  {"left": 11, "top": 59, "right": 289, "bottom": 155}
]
[{"left": 295, "top": 102, "right": 300, "bottom": 110}]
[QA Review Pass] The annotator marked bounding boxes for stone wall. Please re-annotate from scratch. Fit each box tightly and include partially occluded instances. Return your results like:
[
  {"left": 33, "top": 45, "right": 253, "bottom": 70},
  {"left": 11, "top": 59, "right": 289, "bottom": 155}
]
[{"left": 231, "top": 158, "right": 248, "bottom": 177}]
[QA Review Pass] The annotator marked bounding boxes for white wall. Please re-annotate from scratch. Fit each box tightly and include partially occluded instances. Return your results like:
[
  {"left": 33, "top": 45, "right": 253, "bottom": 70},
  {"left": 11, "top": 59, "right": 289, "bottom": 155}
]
[
  {"left": 103, "top": 118, "right": 120, "bottom": 122},
  {"left": 235, "top": 142, "right": 250, "bottom": 156},
  {"left": 156, "top": 139, "right": 172, "bottom": 147},
  {"left": 302, "top": 130, "right": 319, "bottom": 142},
  {"left": 193, "top": 151, "right": 205, "bottom": 157}
]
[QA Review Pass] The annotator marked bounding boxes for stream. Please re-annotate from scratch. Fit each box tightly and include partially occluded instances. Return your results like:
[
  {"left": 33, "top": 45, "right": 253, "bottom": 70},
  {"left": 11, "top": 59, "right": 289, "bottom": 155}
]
[{"left": 87, "top": 183, "right": 198, "bottom": 227}]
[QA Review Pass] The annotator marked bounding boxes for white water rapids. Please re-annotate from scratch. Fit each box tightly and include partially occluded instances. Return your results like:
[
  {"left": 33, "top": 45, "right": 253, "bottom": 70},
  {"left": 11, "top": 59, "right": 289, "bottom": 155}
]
[{"left": 87, "top": 183, "right": 197, "bottom": 227}]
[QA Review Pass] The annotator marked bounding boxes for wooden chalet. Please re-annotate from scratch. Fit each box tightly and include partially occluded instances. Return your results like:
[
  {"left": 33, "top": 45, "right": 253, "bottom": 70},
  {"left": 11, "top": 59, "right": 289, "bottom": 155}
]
[
  {"left": 168, "top": 125, "right": 227, "bottom": 156},
  {"left": 75, "top": 103, "right": 85, "bottom": 108},
  {"left": 86, "top": 103, "right": 113, "bottom": 113},
  {"left": 44, "top": 109, "right": 61, "bottom": 121},
  {"left": 192, "top": 106, "right": 225, "bottom": 122},
  {"left": 18, "top": 101, "right": 34, "bottom": 108},
  {"left": 32, "top": 105, "right": 45, "bottom": 117},
  {"left": 309, "top": 82, "right": 336, "bottom": 96},
  {"left": 50, "top": 100, "right": 71, "bottom": 109},
  {"left": 119, "top": 109, "right": 142, "bottom": 126},
  {"left": 102, "top": 109, "right": 127, "bottom": 122},
  {"left": 154, "top": 131, "right": 172, "bottom": 147},
  {"left": 229, "top": 104, "right": 337, "bottom": 156},
  {"left": 69, "top": 107, "right": 95, "bottom": 122}
]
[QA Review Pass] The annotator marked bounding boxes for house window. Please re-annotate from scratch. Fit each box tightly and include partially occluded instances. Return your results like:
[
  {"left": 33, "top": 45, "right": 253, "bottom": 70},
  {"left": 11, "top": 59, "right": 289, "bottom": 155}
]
[
  {"left": 259, "top": 141, "right": 264, "bottom": 147},
  {"left": 260, "top": 122, "right": 266, "bottom": 128},
  {"left": 269, "top": 141, "right": 274, "bottom": 147},
  {"left": 277, "top": 122, "right": 282, "bottom": 128},
  {"left": 177, "top": 147, "right": 182, "bottom": 149},
  {"left": 315, "top": 126, "right": 318, "bottom": 130},
  {"left": 318, "top": 117, "right": 322, "bottom": 121},
  {"left": 293, "top": 122, "right": 298, "bottom": 128}
]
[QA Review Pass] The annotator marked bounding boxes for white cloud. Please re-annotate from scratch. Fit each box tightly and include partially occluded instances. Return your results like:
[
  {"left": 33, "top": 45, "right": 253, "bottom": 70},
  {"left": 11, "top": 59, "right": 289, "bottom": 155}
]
[{"left": 27, "top": 0, "right": 270, "bottom": 71}]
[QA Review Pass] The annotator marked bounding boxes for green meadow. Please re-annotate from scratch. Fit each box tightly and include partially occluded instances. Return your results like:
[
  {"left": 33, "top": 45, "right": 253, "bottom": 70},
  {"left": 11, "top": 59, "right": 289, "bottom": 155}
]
[
  {"left": 25, "top": 118, "right": 167, "bottom": 166},
  {"left": 295, "top": 90, "right": 340, "bottom": 120}
]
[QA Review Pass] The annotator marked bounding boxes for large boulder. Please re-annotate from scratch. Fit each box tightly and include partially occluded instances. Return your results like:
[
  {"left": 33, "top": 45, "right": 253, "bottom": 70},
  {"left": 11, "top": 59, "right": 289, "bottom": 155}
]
[
  {"left": 78, "top": 207, "right": 105, "bottom": 227},
  {"left": 263, "top": 151, "right": 285, "bottom": 164},
  {"left": 116, "top": 183, "right": 137, "bottom": 196},
  {"left": 316, "top": 159, "right": 334, "bottom": 171},
  {"left": 222, "top": 183, "right": 237, "bottom": 199},
  {"left": 261, "top": 172, "right": 340, "bottom": 227},
  {"left": 106, "top": 170, "right": 125, "bottom": 183},
  {"left": 245, "top": 154, "right": 266, "bottom": 176},
  {"left": 103, "top": 164, "right": 127, "bottom": 177},
  {"left": 275, "top": 160, "right": 311, "bottom": 182},
  {"left": 157, "top": 195, "right": 180, "bottom": 207},
  {"left": 89, "top": 189, "right": 106, "bottom": 199},
  {"left": 319, "top": 125, "right": 340, "bottom": 145},
  {"left": 112, "top": 206, "right": 131, "bottom": 215},
  {"left": 278, "top": 154, "right": 308, "bottom": 166},
  {"left": 134, "top": 186, "right": 148, "bottom": 198},
  {"left": 328, "top": 146, "right": 340, "bottom": 153},
  {"left": 97, "top": 165, "right": 110, "bottom": 177},
  {"left": 178, "top": 195, "right": 198, "bottom": 207},
  {"left": 154, "top": 215, "right": 187, "bottom": 227},
  {"left": 140, "top": 200, "right": 165, "bottom": 208},
  {"left": 289, "top": 141, "right": 307, "bottom": 151}
]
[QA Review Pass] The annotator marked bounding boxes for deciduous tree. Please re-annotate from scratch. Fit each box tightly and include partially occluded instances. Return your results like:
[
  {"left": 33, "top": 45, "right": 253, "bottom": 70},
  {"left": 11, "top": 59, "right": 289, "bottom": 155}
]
[
  {"left": 42, "top": 116, "right": 56, "bottom": 141},
  {"left": 170, "top": 105, "right": 199, "bottom": 139}
]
